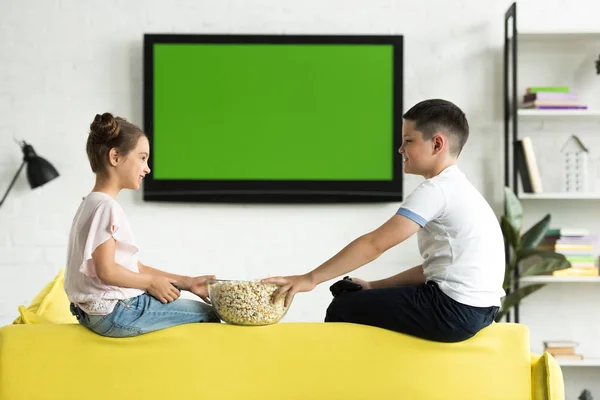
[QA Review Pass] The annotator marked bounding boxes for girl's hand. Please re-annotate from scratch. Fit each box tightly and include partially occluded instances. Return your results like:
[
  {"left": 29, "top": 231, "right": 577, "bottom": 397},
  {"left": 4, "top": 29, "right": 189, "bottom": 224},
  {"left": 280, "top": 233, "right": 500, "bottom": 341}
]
[
  {"left": 189, "top": 275, "right": 216, "bottom": 304},
  {"left": 148, "top": 276, "right": 181, "bottom": 304},
  {"left": 348, "top": 277, "right": 372, "bottom": 290},
  {"left": 261, "top": 274, "right": 316, "bottom": 307}
]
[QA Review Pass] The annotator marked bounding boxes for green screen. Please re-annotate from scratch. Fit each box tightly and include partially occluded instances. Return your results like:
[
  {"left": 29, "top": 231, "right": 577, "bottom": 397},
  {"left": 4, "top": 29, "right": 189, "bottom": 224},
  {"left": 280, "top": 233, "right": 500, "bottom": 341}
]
[{"left": 153, "top": 43, "right": 393, "bottom": 180}]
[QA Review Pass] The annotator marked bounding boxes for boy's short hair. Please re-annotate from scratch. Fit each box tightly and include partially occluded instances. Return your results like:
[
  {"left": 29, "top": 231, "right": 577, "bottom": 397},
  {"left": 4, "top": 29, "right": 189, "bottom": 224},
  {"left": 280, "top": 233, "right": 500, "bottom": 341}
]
[{"left": 402, "top": 99, "right": 469, "bottom": 157}]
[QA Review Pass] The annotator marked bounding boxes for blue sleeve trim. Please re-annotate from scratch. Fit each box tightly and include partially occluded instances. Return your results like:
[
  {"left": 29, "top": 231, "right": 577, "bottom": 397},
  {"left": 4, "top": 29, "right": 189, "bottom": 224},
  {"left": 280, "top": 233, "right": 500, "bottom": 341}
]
[{"left": 396, "top": 208, "right": 427, "bottom": 227}]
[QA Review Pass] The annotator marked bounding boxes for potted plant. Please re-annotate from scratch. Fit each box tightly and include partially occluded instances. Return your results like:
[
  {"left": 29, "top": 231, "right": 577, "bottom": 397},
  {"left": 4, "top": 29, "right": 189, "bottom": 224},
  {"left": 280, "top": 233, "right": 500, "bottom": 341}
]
[{"left": 495, "top": 188, "right": 571, "bottom": 322}]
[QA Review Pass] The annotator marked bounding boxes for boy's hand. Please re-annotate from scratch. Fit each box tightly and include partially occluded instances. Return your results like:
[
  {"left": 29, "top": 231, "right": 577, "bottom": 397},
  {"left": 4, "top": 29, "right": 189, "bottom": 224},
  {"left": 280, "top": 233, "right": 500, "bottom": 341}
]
[
  {"left": 189, "top": 275, "right": 216, "bottom": 304},
  {"left": 148, "top": 276, "right": 181, "bottom": 304},
  {"left": 349, "top": 277, "right": 372, "bottom": 290},
  {"left": 261, "top": 274, "right": 316, "bottom": 307}
]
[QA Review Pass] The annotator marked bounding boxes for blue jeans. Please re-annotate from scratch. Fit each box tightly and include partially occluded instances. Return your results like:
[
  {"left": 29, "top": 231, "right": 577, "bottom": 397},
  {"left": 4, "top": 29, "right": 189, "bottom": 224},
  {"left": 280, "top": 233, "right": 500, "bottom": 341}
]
[{"left": 70, "top": 293, "right": 220, "bottom": 338}]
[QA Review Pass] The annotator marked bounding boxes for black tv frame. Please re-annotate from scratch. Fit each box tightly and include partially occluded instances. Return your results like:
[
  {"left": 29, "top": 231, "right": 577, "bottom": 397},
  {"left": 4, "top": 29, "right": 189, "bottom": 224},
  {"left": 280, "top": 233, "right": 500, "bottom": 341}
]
[{"left": 143, "top": 34, "right": 404, "bottom": 203}]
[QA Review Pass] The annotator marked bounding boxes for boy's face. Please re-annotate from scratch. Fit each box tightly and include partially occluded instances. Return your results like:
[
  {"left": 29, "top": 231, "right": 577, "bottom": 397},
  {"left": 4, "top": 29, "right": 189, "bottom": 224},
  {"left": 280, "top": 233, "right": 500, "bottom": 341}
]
[{"left": 399, "top": 120, "right": 433, "bottom": 176}]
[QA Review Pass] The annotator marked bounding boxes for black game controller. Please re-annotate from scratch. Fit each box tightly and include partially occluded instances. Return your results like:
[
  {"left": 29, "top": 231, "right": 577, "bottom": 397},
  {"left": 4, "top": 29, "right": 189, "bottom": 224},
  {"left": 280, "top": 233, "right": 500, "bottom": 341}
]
[{"left": 329, "top": 276, "right": 363, "bottom": 298}]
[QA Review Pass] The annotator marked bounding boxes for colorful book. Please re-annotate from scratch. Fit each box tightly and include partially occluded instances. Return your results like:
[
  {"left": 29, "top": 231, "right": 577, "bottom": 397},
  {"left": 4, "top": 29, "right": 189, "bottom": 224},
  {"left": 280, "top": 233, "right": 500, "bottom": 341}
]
[
  {"left": 544, "top": 340, "right": 578, "bottom": 348},
  {"left": 526, "top": 86, "right": 570, "bottom": 94},
  {"left": 524, "top": 105, "right": 588, "bottom": 110},
  {"left": 521, "top": 137, "right": 542, "bottom": 193},
  {"left": 523, "top": 100, "right": 581, "bottom": 107},
  {"left": 553, "top": 267, "right": 599, "bottom": 277},
  {"left": 546, "top": 229, "right": 590, "bottom": 236},
  {"left": 523, "top": 92, "right": 578, "bottom": 102},
  {"left": 544, "top": 235, "right": 598, "bottom": 242}
]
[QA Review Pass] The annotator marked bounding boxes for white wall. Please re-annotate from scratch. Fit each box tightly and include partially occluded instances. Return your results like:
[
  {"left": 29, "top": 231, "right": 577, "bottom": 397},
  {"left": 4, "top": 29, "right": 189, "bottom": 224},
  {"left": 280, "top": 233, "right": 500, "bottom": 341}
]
[{"left": 1, "top": 0, "right": 600, "bottom": 398}]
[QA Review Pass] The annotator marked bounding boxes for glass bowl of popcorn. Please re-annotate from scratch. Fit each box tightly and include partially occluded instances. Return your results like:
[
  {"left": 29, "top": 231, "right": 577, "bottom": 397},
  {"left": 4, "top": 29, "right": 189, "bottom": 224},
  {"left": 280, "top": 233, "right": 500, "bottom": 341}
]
[{"left": 207, "top": 279, "right": 291, "bottom": 326}]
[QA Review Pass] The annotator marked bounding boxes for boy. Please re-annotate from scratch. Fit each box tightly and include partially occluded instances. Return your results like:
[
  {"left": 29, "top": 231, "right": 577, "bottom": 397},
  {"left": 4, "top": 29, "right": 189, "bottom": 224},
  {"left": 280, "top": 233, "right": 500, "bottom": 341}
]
[{"left": 263, "top": 99, "right": 505, "bottom": 342}]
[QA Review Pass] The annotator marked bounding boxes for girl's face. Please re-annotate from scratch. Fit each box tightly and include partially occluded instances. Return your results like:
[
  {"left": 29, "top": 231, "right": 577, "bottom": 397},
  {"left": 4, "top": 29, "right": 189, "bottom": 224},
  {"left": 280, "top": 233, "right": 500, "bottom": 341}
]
[{"left": 113, "top": 136, "right": 151, "bottom": 190}]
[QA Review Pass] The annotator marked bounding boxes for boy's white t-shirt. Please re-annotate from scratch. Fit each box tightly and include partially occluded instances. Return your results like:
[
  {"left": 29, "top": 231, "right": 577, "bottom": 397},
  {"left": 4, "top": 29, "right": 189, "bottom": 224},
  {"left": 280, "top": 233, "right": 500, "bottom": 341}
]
[
  {"left": 397, "top": 165, "right": 505, "bottom": 307},
  {"left": 64, "top": 192, "right": 145, "bottom": 315}
]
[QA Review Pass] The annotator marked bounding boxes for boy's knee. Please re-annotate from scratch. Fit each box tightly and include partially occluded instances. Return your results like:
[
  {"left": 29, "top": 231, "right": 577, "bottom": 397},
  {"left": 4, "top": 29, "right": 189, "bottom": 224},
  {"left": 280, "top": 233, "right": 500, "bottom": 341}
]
[{"left": 324, "top": 295, "right": 350, "bottom": 322}]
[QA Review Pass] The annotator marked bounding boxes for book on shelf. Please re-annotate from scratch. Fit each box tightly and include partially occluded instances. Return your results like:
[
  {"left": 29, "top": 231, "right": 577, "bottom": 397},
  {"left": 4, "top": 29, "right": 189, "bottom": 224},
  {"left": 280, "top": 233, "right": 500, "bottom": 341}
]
[
  {"left": 520, "top": 86, "right": 587, "bottom": 110},
  {"left": 546, "top": 228, "right": 591, "bottom": 236},
  {"left": 544, "top": 340, "right": 578, "bottom": 348},
  {"left": 523, "top": 92, "right": 578, "bottom": 102},
  {"left": 552, "top": 267, "right": 598, "bottom": 277},
  {"left": 543, "top": 235, "right": 597, "bottom": 243},
  {"left": 539, "top": 231, "right": 598, "bottom": 273},
  {"left": 523, "top": 100, "right": 583, "bottom": 107},
  {"left": 515, "top": 137, "right": 542, "bottom": 193},
  {"left": 544, "top": 340, "right": 583, "bottom": 360},
  {"left": 523, "top": 105, "right": 588, "bottom": 110},
  {"left": 545, "top": 346, "right": 576, "bottom": 356},
  {"left": 526, "top": 86, "right": 570, "bottom": 94},
  {"left": 541, "top": 244, "right": 594, "bottom": 251},
  {"left": 553, "top": 354, "right": 584, "bottom": 360}
]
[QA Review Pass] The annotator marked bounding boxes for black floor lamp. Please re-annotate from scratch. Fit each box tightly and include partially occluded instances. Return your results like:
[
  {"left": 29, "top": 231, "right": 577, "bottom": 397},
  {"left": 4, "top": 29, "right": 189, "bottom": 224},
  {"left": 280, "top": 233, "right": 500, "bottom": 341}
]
[{"left": 0, "top": 141, "right": 59, "bottom": 207}]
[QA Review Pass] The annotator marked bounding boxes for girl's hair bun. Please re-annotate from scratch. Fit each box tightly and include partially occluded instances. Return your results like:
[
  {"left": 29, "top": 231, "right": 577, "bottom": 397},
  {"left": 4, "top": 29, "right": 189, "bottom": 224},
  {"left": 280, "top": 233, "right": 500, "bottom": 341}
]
[{"left": 89, "top": 112, "right": 120, "bottom": 143}]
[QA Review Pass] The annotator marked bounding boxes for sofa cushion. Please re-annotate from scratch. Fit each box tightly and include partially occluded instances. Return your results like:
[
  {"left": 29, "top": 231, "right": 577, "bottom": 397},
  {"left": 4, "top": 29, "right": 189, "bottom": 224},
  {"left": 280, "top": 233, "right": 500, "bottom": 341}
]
[
  {"left": 0, "top": 322, "right": 532, "bottom": 400},
  {"left": 12, "top": 269, "right": 77, "bottom": 325},
  {"left": 531, "top": 352, "right": 565, "bottom": 400}
]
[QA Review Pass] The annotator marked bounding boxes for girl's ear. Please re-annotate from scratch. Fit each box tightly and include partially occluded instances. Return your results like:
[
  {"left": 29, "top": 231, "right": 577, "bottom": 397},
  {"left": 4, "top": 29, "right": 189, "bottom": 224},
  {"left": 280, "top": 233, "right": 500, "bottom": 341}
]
[{"left": 108, "top": 148, "right": 120, "bottom": 167}]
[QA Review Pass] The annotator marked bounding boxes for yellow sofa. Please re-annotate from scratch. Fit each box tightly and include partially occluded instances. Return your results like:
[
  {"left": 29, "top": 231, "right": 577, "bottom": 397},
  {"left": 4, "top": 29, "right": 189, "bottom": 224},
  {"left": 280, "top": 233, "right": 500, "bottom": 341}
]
[{"left": 0, "top": 322, "right": 563, "bottom": 400}]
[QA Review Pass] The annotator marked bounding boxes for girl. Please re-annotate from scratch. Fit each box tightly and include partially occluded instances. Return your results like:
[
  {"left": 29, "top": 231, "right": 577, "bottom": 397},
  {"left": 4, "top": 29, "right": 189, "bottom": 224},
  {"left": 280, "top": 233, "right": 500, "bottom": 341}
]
[{"left": 64, "top": 112, "right": 220, "bottom": 337}]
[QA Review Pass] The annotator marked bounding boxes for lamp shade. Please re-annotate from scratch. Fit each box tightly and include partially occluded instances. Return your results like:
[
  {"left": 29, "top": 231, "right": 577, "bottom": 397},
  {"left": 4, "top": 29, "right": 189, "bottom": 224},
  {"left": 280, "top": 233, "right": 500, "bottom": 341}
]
[{"left": 21, "top": 142, "right": 59, "bottom": 189}]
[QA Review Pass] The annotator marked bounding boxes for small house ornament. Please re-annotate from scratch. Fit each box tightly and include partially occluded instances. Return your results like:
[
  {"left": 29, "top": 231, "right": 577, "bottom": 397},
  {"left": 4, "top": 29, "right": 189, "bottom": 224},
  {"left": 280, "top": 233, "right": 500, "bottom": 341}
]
[{"left": 560, "top": 135, "right": 589, "bottom": 193}]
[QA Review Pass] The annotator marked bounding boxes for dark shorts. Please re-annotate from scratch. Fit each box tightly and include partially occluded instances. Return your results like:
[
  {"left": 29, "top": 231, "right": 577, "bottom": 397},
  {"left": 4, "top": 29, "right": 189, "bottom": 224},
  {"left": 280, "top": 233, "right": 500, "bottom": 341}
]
[{"left": 325, "top": 281, "right": 498, "bottom": 343}]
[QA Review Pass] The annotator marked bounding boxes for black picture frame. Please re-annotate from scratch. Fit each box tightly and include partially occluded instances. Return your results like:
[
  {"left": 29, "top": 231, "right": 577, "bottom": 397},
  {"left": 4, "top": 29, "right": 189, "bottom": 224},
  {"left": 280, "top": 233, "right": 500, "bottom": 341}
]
[{"left": 143, "top": 34, "right": 404, "bottom": 203}]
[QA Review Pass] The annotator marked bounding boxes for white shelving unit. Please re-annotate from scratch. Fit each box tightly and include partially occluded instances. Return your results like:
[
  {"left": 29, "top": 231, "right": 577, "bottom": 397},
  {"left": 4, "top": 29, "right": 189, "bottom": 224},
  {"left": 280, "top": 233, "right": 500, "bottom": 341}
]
[
  {"left": 505, "top": 6, "right": 600, "bottom": 392},
  {"left": 518, "top": 192, "right": 600, "bottom": 200},
  {"left": 518, "top": 31, "right": 600, "bottom": 41},
  {"left": 518, "top": 109, "right": 600, "bottom": 118},
  {"left": 557, "top": 358, "right": 600, "bottom": 368},
  {"left": 520, "top": 276, "right": 600, "bottom": 284}
]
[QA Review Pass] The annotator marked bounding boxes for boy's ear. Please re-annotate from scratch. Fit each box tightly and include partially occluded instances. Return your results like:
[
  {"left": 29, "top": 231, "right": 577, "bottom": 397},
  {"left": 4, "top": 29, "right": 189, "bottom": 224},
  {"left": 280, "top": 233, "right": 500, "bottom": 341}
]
[
  {"left": 108, "top": 148, "right": 120, "bottom": 167},
  {"left": 431, "top": 134, "right": 445, "bottom": 155}
]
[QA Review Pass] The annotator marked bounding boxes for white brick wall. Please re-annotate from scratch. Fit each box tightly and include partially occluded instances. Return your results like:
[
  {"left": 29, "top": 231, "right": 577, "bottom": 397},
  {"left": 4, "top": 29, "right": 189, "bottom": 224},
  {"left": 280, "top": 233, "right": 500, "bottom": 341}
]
[{"left": 2, "top": 0, "right": 600, "bottom": 397}]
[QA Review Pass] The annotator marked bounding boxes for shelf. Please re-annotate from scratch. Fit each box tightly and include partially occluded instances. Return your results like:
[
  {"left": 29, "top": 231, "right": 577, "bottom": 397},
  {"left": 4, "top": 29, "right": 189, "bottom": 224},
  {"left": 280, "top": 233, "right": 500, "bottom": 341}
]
[
  {"left": 518, "top": 192, "right": 600, "bottom": 200},
  {"left": 518, "top": 31, "right": 600, "bottom": 41},
  {"left": 518, "top": 109, "right": 600, "bottom": 118},
  {"left": 556, "top": 358, "right": 600, "bottom": 367},
  {"left": 520, "top": 276, "right": 600, "bottom": 284}
]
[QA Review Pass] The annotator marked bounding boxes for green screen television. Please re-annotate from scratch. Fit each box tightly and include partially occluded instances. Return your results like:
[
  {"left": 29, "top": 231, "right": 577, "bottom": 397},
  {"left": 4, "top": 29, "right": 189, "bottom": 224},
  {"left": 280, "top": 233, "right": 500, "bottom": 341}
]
[{"left": 143, "top": 34, "right": 403, "bottom": 203}]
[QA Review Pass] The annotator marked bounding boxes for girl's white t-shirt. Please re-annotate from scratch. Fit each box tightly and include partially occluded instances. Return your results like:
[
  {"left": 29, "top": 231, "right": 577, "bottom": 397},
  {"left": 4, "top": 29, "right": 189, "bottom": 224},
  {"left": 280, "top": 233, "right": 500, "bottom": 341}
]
[{"left": 64, "top": 192, "right": 145, "bottom": 315}]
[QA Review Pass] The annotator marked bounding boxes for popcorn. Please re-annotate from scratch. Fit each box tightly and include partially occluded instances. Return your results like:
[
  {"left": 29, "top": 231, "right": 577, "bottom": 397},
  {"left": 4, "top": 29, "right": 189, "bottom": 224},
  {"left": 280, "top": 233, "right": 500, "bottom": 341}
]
[{"left": 208, "top": 280, "right": 289, "bottom": 325}]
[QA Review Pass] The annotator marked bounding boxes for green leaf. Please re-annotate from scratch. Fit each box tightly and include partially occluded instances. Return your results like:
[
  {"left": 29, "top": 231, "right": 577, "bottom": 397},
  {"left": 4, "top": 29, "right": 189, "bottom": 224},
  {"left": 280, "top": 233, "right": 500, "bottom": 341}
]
[
  {"left": 495, "top": 284, "right": 545, "bottom": 322},
  {"left": 521, "top": 214, "right": 551, "bottom": 249},
  {"left": 516, "top": 248, "right": 568, "bottom": 263},
  {"left": 521, "top": 258, "right": 571, "bottom": 277},
  {"left": 504, "top": 187, "right": 522, "bottom": 233},
  {"left": 500, "top": 216, "right": 519, "bottom": 249},
  {"left": 502, "top": 263, "right": 512, "bottom": 291}
]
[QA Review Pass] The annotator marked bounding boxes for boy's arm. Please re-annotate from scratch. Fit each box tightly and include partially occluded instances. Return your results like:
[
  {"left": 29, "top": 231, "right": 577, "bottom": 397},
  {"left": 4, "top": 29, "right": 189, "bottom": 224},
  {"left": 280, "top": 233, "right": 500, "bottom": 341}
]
[
  {"left": 367, "top": 265, "right": 425, "bottom": 289},
  {"left": 263, "top": 214, "right": 421, "bottom": 306}
]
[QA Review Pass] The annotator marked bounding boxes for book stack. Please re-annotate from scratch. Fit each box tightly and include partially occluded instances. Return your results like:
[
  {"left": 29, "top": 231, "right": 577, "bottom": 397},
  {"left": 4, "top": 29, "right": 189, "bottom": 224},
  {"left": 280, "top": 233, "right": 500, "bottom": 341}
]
[
  {"left": 538, "top": 229, "right": 598, "bottom": 277},
  {"left": 543, "top": 340, "right": 583, "bottom": 360},
  {"left": 521, "top": 87, "right": 588, "bottom": 110}
]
